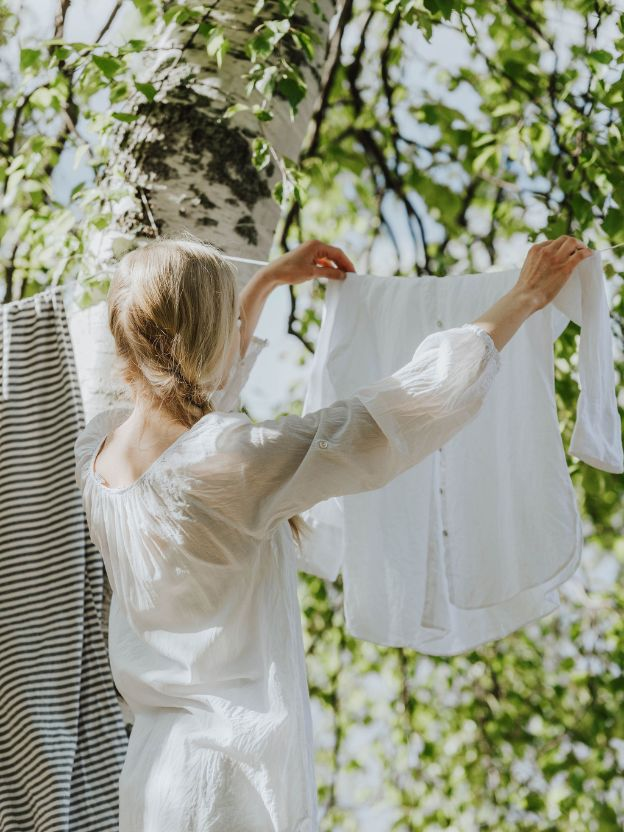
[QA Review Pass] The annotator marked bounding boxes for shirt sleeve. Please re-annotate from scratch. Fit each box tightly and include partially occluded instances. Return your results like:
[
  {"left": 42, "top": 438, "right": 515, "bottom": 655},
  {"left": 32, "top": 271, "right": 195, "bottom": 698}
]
[
  {"left": 189, "top": 323, "right": 501, "bottom": 540},
  {"left": 549, "top": 252, "right": 623, "bottom": 473},
  {"left": 210, "top": 334, "right": 269, "bottom": 413}
]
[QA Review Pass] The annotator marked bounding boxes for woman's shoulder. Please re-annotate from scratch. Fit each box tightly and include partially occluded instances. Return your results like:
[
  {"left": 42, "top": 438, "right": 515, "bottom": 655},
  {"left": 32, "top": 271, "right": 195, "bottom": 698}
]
[
  {"left": 73, "top": 403, "right": 253, "bottom": 491},
  {"left": 74, "top": 405, "right": 133, "bottom": 488},
  {"left": 77, "top": 405, "right": 133, "bottom": 447}
]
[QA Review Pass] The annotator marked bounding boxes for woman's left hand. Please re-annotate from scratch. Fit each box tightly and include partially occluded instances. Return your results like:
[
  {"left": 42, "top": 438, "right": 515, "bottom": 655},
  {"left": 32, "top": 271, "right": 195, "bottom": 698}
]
[{"left": 258, "top": 240, "right": 356, "bottom": 287}]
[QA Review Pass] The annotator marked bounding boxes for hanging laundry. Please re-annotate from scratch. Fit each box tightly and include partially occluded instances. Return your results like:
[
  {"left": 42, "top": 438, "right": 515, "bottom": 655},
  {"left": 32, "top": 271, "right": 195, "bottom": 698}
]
[
  {"left": 296, "top": 251, "right": 623, "bottom": 655},
  {"left": 0, "top": 287, "right": 128, "bottom": 831}
]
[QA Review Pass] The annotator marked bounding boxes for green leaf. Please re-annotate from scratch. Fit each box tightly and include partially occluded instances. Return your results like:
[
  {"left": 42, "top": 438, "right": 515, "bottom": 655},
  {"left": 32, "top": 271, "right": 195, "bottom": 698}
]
[
  {"left": 472, "top": 143, "right": 498, "bottom": 172},
  {"left": 29, "top": 87, "right": 54, "bottom": 108},
  {"left": 246, "top": 32, "right": 273, "bottom": 60},
  {"left": 276, "top": 74, "right": 307, "bottom": 114},
  {"left": 111, "top": 111, "right": 139, "bottom": 122},
  {"left": 135, "top": 81, "right": 157, "bottom": 101},
  {"left": 70, "top": 181, "right": 86, "bottom": 198},
  {"left": 603, "top": 208, "right": 622, "bottom": 238},
  {"left": 72, "top": 143, "right": 90, "bottom": 171},
  {"left": 206, "top": 28, "right": 228, "bottom": 69},
  {"left": 53, "top": 45, "right": 71, "bottom": 61},
  {"left": 589, "top": 49, "right": 613, "bottom": 64},
  {"left": 252, "top": 106, "right": 273, "bottom": 121},
  {"left": 163, "top": 4, "right": 191, "bottom": 24},
  {"left": 198, "top": 21, "right": 215, "bottom": 39},
  {"left": 252, "top": 136, "right": 270, "bottom": 170},
  {"left": 92, "top": 54, "right": 124, "bottom": 80},
  {"left": 278, "top": 0, "right": 298, "bottom": 14},
  {"left": 109, "top": 80, "right": 129, "bottom": 103},
  {"left": 223, "top": 102, "right": 249, "bottom": 118},
  {"left": 20, "top": 48, "right": 40, "bottom": 71},
  {"left": 473, "top": 133, "right": 496, "bottom": 148},
  {"left": 491, "top": 100, "right": 521, "bottom": 118},
  {"left": 272, "top": 180, "right": 284, "bottom": 204},
  {"left": 292, "top": 30, "right": 315, "bottom": 61}
]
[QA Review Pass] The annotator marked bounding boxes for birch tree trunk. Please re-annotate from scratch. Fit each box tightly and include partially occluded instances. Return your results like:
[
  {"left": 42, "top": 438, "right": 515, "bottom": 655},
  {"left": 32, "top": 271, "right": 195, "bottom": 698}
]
[
  {"left": 68, "top": 0, "right": 337, "bottom": 733},
  {"left": 109, "top": 0, "right": 335, "bottom": 256}
]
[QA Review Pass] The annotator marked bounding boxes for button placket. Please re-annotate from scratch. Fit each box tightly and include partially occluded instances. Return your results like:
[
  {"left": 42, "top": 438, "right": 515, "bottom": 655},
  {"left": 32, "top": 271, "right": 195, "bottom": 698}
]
[
  {"left": 438, "top": 446, "right": 449, "bottom": 540},
  {"left": 436, "top": 440, "right": 459, "bottom": 606}
]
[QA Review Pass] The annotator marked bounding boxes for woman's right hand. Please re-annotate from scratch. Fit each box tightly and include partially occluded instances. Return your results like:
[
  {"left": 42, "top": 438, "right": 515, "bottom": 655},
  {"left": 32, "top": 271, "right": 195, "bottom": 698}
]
[{"left": 514, "top": 235, "right": 595, "bottom": 311}]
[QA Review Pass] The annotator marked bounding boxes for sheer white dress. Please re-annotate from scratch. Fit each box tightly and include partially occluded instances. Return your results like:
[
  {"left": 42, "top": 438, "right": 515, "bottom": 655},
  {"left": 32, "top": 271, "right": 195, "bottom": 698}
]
[{"left": 74, "top": 324, "right": 500, "bottom": 831}]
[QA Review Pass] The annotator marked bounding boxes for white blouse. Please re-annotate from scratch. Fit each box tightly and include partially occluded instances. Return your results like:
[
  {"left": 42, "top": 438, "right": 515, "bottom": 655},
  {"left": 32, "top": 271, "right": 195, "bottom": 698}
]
[{"left": 74, "top": 324, "right": 501, "bottom": 831}]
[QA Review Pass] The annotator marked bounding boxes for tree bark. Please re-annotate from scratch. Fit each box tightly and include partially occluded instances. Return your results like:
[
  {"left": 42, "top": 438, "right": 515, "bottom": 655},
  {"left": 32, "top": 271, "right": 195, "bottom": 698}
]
[{"left": 107, "top": 0, "right": 335, "bottom": 257}]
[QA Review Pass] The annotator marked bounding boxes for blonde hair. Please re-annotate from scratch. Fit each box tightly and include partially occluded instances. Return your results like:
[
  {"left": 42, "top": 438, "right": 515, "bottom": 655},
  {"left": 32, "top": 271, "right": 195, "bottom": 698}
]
[{"left": 107, "top": 236, "right": 310, "bottom": 547}]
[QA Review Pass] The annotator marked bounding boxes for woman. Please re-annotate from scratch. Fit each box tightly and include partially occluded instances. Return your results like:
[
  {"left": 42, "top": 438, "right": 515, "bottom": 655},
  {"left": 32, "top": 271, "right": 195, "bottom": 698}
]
[{"left": 75, "top": 234, "right": 593, "bottom": 831}]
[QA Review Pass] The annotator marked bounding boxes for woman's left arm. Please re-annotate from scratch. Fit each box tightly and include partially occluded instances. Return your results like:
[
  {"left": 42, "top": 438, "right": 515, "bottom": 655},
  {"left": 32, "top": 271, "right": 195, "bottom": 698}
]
[
  {"left": 237, "top": 268, "right": 278, "bottom": 359},
  {"left": 237, "top": 240, "right": 355, "bottom": 358}
]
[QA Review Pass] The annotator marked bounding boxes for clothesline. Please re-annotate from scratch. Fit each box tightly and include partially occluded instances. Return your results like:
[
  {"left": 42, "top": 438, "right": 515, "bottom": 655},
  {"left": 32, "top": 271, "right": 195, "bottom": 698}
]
[
  {"left": 225, "top": 241, "right": 624, "bottom": 270},
  {"left": 73, "top": 240, "right": 624, "bottom": 280},
  {"left": 3, "top": 241, "right": 624, "bottom": 312}
]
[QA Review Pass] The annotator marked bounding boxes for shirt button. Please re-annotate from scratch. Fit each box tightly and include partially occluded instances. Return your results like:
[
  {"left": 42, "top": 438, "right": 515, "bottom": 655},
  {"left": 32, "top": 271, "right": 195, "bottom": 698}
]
[
  {"left": 439, "top": 487, "right": 444, "bottom": 495},
  {"left": 318, "top": 440, "right": 328, "bottom": 449},
  {"left": 436, "top": 319, "right": 443, "bottom": 328},
  {"left": 443, "top": 529, "right": 449, "bottom": 537}
]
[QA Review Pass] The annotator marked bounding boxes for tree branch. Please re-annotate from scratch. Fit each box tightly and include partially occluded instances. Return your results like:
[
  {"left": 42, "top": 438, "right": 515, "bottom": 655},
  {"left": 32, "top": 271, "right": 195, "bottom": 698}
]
[{"left": 94, "top": 0, "right": 123, "bottom": 44}]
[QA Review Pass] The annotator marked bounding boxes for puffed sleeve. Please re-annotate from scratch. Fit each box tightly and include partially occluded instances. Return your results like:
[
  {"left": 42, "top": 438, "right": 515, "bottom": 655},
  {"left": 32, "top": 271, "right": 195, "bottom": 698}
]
[
  {"left": 74, "top": 407, "right": 133, "bottom": 492},
  {"left": 190, "top": 323, "right": 501, "bottom": 540},
  {"left": 74, "top": 409, "right": 112, "bottom": 492}
]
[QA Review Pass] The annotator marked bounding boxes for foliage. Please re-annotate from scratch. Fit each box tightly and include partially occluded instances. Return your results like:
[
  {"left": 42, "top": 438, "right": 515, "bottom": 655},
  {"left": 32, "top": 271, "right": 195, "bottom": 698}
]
[
  {"left": 0, "top": 0, "right": 324, "bottom": 305},
  {"left": 1, "top": 1, "right": 623, "bottom": 829},
  {"left": 283, "top": 1, "right": 624, "bottom": 827}
]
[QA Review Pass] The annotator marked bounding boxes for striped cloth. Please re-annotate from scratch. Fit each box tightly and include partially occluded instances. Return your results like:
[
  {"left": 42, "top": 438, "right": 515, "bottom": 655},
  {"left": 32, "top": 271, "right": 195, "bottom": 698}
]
[{"left": 0, "top": 286, "right": 128, "bottom": 831}]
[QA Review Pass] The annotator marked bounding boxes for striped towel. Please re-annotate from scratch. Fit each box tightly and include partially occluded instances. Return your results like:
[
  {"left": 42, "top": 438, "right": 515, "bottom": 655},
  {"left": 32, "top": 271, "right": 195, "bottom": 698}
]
[{"left": 0, "top": 287, "right": 128, "bottom": 831}]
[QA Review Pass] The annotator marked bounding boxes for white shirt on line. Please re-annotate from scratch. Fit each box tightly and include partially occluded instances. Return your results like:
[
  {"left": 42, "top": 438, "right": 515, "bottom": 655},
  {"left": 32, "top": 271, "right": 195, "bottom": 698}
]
[{"left": 296, "top": 251, "right": 623, "bottom": 656}]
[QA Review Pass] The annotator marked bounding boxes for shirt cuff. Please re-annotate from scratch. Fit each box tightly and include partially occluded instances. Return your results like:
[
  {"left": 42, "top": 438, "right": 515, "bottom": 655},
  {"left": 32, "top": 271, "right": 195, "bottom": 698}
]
[
  {"left": 214, "top": 335, "right": 269, "bottom": 412},
  {"left": 460, "top": 323, "right": 501, "bottom": 372}
]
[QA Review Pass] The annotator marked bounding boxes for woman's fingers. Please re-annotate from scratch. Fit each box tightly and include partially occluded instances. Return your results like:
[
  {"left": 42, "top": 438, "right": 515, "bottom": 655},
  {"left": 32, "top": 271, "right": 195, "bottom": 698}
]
[
  {"left": 315, "top": 257, "right": 337, "bottom": 269},
  {"left": 559, "top": 236, "right": 587, "bottom": 256},
  {"left": 564, "top": 246, "right": 595, "bottom": 270},
  {"left": 535, "top": 235, "right": 587, "bottom": 257},
  {"left": 309, "top": 241, "right": 356, "bottom": 273}
]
